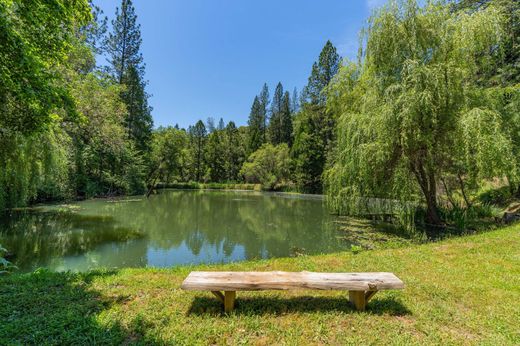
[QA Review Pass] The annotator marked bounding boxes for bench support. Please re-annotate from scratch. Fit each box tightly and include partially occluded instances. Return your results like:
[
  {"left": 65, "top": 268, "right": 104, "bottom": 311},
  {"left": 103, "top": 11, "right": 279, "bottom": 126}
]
[
  {"left": 211, "top": 291, "right": 236, "bottom": 312},
  {"left": 349, "top": 290, "right": 378, "bottom": 311}
]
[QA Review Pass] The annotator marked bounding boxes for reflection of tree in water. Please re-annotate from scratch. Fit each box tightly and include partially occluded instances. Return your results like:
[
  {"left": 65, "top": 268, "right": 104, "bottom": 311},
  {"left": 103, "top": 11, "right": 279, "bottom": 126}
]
[
  {"left": 0, "top": 191, "right": 348, "bottom": 270},
  {"left": 0, "top": 210, "right": 146, "bottom": 271},
  {"left": 101, "top": 191, "right": 346, "bottom": 261}
]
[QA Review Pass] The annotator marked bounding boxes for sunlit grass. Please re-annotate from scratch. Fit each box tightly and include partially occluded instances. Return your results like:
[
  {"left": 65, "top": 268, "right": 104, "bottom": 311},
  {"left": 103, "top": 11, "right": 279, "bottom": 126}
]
[{"left": 1, "top": 225, "right": 519, "bottom": 345}]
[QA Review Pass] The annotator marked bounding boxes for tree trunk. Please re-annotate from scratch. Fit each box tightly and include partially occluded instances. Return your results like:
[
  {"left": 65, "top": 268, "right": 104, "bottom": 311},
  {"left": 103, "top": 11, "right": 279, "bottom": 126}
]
[
  {"left": 457, "top": 174, "right": 471, "bottom": 209},
  {"left": 412, "top": 161, "right": 443, "bottom": 226}
]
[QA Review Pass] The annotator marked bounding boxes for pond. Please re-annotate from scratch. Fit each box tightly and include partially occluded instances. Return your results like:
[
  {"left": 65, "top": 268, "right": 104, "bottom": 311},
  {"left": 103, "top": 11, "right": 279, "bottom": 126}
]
[{"left": 0, "top": 190, "right": 357, "bottom": 272}]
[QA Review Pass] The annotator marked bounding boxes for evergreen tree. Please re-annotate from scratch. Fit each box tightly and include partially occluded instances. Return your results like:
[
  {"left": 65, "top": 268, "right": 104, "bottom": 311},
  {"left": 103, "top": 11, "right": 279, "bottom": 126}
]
[
  {"left": 120, "top": 65, "right": 153, "bottom": 153},
  {"left": 104, "top": 0, "right": 144, "bottom": 83},
  {"left": 304, "top": 40, "right": 340, "bottom": 105},
  {"left": 104, "top": 0, "right": 152, "bottom": 155},
  {"left": 206, "top": 129, "right": 226, "bottom": 182},
  {"left": 217, "top": 117, "right": 225, "bottom": 131},
  {"left": 259, "top": 83, "right": 270, "bottom": 142},
  {"left": 247, "top": 96, "right": 264, "bottom": 153},
  {"left": 206, "top": 117, "right": 215, "bottom": 133},
  {"left": 189, "top": 120, "right": 207, "bottom": 182},
  {"left": 224, "top": 121, "right": 243, "bottom": 181},
  {"left": 281, "top": 91, "right": 293, "bottom": 146},
  {"left": 291, "top": 87, "right": 300, "bottom": 113},
  {"left": 292, "top": 41, "right": 341, "bottom": 192},
  {"left": 268, "top": 82, "right": 285, "bottom": 144}
]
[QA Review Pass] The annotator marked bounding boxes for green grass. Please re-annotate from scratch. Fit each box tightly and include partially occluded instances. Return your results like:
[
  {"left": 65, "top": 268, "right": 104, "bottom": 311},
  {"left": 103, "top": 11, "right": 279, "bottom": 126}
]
[{"left": 1, "top": 225, "right": 519, "bottom": 345}]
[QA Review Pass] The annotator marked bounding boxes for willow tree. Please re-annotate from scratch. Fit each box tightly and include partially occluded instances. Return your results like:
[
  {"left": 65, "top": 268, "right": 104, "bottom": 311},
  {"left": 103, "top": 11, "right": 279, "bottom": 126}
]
[{"left": 325, "top": 0, "right": 516, "bottom": 227}]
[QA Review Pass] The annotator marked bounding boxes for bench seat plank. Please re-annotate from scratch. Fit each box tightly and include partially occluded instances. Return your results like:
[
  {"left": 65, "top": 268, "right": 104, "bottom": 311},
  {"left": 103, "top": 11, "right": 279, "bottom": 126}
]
[{"left": 181, "top": 271, "right": 404, "bottom": 291}]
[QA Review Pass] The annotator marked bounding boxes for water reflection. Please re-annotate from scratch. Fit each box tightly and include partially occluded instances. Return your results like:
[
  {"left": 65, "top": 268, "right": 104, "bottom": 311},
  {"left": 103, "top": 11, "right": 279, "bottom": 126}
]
[{"left": 0, "top": 190, "right": 348, "bottom": 272}]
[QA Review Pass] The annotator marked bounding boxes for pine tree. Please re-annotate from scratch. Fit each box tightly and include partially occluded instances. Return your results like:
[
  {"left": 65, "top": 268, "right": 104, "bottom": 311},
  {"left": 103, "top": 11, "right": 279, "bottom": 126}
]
[
  {"left": 104, "top": 0, "right": 144, "bottom": 83},
  {"left": 247, "top": 96, "right": 264, "bottom": 153},
  {"left": 104, "top": 0, "right": 153, "bottom": 155},
  {"left": 291, "top": 87, "right": 299, "bottom": 114},
  {"left": 259, "top": 83, "right": 270, "bottom": 142},
  {"left": 304, "top": 40, "right": 340, "bottom": 105},
  {"left": 189, "top": 120, "right": 207, "bottom": 182},
  {"left": 281, "top": 91, "right": 293, "bottom": 146},
  {"left": 206, "top": 117, "right": 215, "bottom": 133},
  {"left": 292, "top": 41, "right": 341, "bottom": 192},
  {"left": 206, "top": 129, "right": 226, "bottom": 182},
  {"left": 224, "top": 121, "right": 243, "bottom": 181},
  {"left": 217, "top": 118, "right": 225, "bottom": 131},
  {"left": 268, "top": 82, "right": 284, "bottom": 144},
  {"left": 121, "top": 65, "right": 153, "bottom": 153}
]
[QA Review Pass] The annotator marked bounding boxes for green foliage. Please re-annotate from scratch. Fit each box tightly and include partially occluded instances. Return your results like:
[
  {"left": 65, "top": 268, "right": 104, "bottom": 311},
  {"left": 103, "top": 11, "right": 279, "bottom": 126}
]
[
  {"left": 248, "top": 96, "right": 266, "bottom": 153},
  {"left": 240, "top": 144, "right": 291, "bottom": 190},
  {"left": 224, "top": 121, "right": 246, "bottom": 181},
  {"left": 0, "top": 0, "right": 91, "bottom": 134},
  {"left": 292, "top": 40, "right": 340, "bottom": 193},
  {"left": 269, "top": 84, "right": 293, "bottom": 146},
  {"left": 205, "top": 129, "right": 227, "bottom": 182},
  {"left": 188, "top": 120, "right": 207, "bottom": 182},
  {"left": 325, "top": 0, "right": 516, "bottom": 228},
  {"left": 302, "top": 40, "right": 341, "bottom": 105},
  {"left": 151, "top": 126, "right": 189, "bottom": 183},
  {"left": 292, "top": 103, "right": 335, "bottom": 193}
]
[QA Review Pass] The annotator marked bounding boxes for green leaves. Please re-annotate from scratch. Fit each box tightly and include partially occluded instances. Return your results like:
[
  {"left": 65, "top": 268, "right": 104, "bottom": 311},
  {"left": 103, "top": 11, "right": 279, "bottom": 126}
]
[{"left": 325, "top": 0, "right": 517, "bottom": 228}]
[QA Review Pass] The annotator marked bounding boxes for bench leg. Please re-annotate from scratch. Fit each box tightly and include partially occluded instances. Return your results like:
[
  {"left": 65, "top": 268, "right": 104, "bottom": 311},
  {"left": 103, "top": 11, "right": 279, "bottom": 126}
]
[
  {"left": 349, "top": 290, "right": 378, "bottom": 311},
  {"left": 211, "top": 291, "right": 225, "bottom": 303},
  {"left": 224, "top": 291, "right": 236, "bottom": 313}
]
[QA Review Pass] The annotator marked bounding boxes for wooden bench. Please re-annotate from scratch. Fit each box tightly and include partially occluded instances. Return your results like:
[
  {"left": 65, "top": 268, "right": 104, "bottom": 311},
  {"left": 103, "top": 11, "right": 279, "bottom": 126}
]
[{"left": 181, "top": 271, "right": 404, "bottom": 312}]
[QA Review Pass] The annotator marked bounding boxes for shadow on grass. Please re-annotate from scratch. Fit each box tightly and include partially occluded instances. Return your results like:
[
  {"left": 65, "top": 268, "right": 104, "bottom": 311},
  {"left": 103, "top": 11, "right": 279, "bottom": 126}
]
[
  {"left": 0, "top": 270, "right": 161, "bottom": 345},
  {"left": 187, "top": 295, "right": 411, "bottom": 316}
]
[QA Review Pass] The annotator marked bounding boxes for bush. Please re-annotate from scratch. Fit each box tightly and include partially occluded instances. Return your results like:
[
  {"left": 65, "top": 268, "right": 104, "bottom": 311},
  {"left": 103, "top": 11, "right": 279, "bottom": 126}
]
[{"left": 240, "top": 144, "right": 291, "bottom": 190}]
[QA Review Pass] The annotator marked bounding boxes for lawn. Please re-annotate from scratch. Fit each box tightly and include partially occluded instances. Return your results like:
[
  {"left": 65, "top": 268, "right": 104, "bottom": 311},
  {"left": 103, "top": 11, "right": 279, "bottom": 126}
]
[{"left": 1, "top": 225, "right": 519, "bottom": 345}]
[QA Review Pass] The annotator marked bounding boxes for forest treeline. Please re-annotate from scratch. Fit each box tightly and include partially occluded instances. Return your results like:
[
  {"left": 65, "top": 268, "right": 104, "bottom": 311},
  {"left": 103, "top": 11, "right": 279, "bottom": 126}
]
[{"left": 1, "top": 0, "right": 519, "bottom": 231}]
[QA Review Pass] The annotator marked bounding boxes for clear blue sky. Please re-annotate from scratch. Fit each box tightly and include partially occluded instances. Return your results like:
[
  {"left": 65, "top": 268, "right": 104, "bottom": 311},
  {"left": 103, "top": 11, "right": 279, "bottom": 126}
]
[{"left": 96, "top": 0, "right": 386, "bottom": 129}]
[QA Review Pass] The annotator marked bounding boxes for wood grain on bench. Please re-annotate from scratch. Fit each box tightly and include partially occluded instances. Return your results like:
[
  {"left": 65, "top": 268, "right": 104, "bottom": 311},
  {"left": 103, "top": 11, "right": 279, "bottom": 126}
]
[{"left": 181, "top": 271, "right": 404, "bottom": 312}]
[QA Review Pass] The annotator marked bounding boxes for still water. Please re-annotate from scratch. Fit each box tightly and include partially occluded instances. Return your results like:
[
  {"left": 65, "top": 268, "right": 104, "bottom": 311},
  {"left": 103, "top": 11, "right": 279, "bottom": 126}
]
[{"left": 0, "top": 190, "right": 351, "bottom": 272}]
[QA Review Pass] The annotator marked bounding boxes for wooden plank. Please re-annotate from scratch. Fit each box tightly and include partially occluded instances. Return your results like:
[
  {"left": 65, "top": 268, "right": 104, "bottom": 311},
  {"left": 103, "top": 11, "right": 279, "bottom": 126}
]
[
  {"left": 181, "top": 271, "right": 404, "bottom": 291},
  {"left": 224, "top": 291, "right": 235, "bottom": 313},
  {"left": 349, "top": 291, "right": 366, "bottom": 311},
  {"left": 211, "top": 290, "right": 225, "bottom": 303}
]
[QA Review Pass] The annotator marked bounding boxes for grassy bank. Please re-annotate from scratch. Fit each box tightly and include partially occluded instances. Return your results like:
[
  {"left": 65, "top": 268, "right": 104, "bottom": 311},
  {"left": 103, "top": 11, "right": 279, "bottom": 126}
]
[
  {"left": 155, "top": 182, "right": 262, "bottom": 191},
  {"left": 1, "top": 226, "right": 519, "bottom": 345},
  {"left": 155, "top": 182, "right": 300, "bottom": 193}
]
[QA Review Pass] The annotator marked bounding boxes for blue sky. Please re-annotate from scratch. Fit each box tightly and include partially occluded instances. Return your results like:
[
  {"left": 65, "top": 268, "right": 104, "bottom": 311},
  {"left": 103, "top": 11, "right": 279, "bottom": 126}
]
[{"left": 96, "top": 0, "right": 386, "bottom": 129}]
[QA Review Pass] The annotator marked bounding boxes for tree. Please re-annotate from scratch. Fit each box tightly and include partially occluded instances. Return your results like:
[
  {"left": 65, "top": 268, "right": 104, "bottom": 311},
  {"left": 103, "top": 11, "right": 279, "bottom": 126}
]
[
  {"left": 121, "top": 65, "right": 153, "bottom": 153},
  {"left": 217, "top": 118, "right": 225, "bottom": 131},
  {"left": 206, "top": 117, "right": 215, "bottom": 133},
  {"left": 325, "top": 0, "right": 515, "bottom": 227},
  {"left": 281, "top": 91, "right": 293, "bottom": 146},
  {"left": 291, "top": 87, "right": 300, "bottom": 113},
  {"left": 189, "top": 120, "right": 207, "bottom": 182},
  {"left": 206, "top": 129, "right": 226, "bottom": 182},
  {"left": 268, "top": 82, "right": 285, "bottom": 144},
  {"left": 240, "top": 144, "right": 291, "bottom": 190},
  {"left": 259, "top": 83, "right": 270, "bottom": 142},
  {"left": 104, "top": 0, "right": 152, "bottom": 155},
  {"left": 303, "top": 40, "right": 340, "bottom": 105},
  {"left": 151, "top": 127, "right": 188, "bottom": 184},
  {"left": 247, "top": 96, "right": 264, "bottom": 153},
  {"left": 104, "top": 0, "right": 144, "bottom": 83},
  {"left": 224, "top": 121, "right": 244, "bottom": 181},
  {"left": 0, "top": 0, "right": 91, "bottom": 135},
  {"left": 292, "top": 41, "right": 340, "bottom": 192},
  {"left": 292, "top": 104, "right": 335, "bottom": 193}
]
